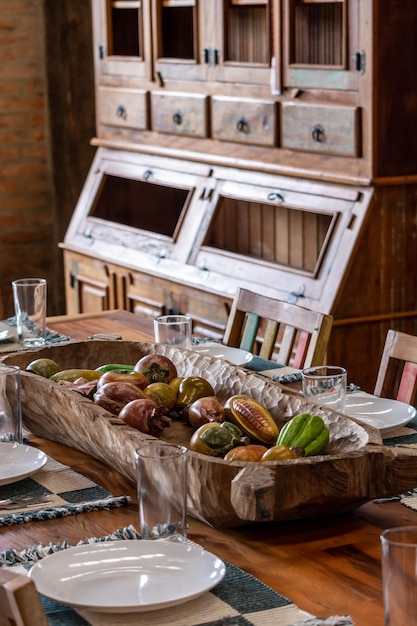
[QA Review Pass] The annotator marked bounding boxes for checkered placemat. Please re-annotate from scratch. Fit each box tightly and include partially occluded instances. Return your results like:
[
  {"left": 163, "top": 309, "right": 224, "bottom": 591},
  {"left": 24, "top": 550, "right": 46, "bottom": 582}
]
[
  {"left": 0, "top": 456, "right": 130, "bottom": 526},
  {"left": 0, "top": 527, "right": 353, "bottom": 626},
  {"left": 383, "top": 415, "right": 417, "bottom": 446}
]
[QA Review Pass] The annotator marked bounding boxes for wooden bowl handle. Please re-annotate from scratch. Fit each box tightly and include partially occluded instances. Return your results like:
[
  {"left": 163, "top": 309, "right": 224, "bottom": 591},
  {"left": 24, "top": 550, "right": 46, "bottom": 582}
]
[{"left": 230, "top": 465, "right": 276, "bottom": 522}]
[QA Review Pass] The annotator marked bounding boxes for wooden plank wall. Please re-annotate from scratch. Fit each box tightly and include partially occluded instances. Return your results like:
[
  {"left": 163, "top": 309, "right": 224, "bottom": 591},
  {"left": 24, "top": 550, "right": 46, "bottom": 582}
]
[{"left": 328, "top": 183, "right": 417, "bottom": 394}]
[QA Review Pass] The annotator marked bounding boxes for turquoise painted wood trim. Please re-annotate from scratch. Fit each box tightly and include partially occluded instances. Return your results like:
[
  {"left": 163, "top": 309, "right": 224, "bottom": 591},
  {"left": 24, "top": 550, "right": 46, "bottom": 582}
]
[
  {"left": 240, "top": 313, "right": 259, "bottom": 351},
  {"left": 287, "top": 68, "right": 356, "bottom": 91}
]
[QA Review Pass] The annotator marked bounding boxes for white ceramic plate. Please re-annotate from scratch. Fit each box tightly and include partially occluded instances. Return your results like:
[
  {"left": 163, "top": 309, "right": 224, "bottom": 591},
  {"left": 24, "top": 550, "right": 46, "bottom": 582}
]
[
  {"left": 0, "top": 443, "right": 47, "bottom": 486},
  {"left": 193, "top": 342, "right": 253, "bottom": 366},
  {"left": 345, "top": 392, "right": 417, "bottom": 435},
  {"left": 29, "top": 540, "right": 226, "bottom": 613}
]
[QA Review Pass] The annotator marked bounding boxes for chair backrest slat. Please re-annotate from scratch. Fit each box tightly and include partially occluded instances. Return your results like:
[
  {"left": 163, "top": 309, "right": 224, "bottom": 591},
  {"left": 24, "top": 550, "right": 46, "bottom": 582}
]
[
  {"left": 374, "top": 329, "right": 417, "bottom": 404},
  {"left": 259, "top": 320, "right": 279, "bottom": 359},
  {"left": 292, "top": 330, "right": 311, "bottom": 369},
  {"left": 223, "top": 288, "right": 333, "bottom": 368},
  {"left": 276, "top": 325, "right": 297, "bottom": 365},
  {"left": 240, "top": 313, "right": 260, "bottom": 353},
  {"left": 397, "top": 362, "right": 417, "bottom": 404}
]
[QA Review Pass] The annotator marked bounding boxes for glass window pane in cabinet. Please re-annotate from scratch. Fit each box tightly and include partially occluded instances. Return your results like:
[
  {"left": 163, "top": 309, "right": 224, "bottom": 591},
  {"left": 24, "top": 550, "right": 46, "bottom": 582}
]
[
  {"left": 204, "top": 196, "right": 333, "bottom": 274},
  {"left": 109, "top": 1, "right": 143, "bottom": 58},
  {"left": 90, "top": 175, "right": 190, "bottom": 239},
  {"left": 291, "top": 1, "right": 346, "bottom": 67},
  {"left": 225, "top": 1, "right": 271, "bottom": 65},
  {"left": 157, "top": 1, "right": 197, "bottom": 60}
]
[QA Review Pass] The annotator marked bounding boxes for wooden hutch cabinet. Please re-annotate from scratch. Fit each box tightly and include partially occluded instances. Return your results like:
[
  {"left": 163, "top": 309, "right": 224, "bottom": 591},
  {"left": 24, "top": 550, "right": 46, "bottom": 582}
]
[{"left": 61, "top": 0, "right": 417, "bottom": 392}]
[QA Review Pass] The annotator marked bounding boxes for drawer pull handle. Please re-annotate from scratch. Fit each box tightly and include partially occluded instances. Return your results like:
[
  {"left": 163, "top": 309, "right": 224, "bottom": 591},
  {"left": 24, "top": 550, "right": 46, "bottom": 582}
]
[
  {"left": 236, "top": 117, "right": 249, "bottom": 134},
  {"left": 173, "top": 112, "right": 183, "bottom": 125},
  {"left": 116, "top": 105, "right": 127, "bottom": 120},
  {"left": 143, "top": 169, "right": 153, "bottom": 181},
  {"left": 312, "top": 124, "right": 325, "bottom": 142},
  {"left": 267, "top": 191, "right": 285, "bottom": 203}
]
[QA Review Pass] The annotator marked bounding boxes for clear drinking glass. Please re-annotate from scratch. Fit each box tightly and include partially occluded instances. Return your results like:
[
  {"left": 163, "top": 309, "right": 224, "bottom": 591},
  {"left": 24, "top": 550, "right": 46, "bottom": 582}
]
[
  {"left": 153, "top": 314, "right": 192, "bottom": 350},
  {"left": 0, "top": 365, "right": 22, "bottom": 443},
  {"left": 12, "top": 278, "right": 47, "bottom": 346},
  {"left": 135, "top": 441, "right": 188, "bottom": 542},
  {"left": 381, "top": 526, "right": 417, "bottom": 625},
  {"left": 302, "top": 365, "right": 347, "bottom": 412}
]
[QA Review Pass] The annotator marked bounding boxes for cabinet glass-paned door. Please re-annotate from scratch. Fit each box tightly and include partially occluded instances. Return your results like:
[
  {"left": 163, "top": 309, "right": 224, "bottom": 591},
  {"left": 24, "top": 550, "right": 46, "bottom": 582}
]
[
  {"left": 110, "top": 2, "right": 142, "bottom": 57},
  {"left": 283, "top": 0, "right": 360, "bottom": 91},
  {"left": 291, "top": 0, "right": 346, "bottom": 67},
  {"left": 93, "top": 0, "right": 152, "bottom": 80},
  {"left": 213, "top": 0, "right": 273, "bottom": 86},
  {"left": 159, "top": 2, "right": 196, "bottom": 59},
  {"left": 153, "top": 0, "right": 210, "bottom": 82},
  {"left": 153, "top": 0, "right": 274, "bottom": 86},
  {"left": 225, "top": 0, "right": 270, "bottom": 65}
]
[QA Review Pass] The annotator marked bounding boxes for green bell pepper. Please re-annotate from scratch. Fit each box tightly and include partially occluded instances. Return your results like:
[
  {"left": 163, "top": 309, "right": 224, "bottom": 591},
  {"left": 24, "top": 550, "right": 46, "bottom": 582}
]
[{"left": 277, "top": 413, "right": 329, "bottom": 457}]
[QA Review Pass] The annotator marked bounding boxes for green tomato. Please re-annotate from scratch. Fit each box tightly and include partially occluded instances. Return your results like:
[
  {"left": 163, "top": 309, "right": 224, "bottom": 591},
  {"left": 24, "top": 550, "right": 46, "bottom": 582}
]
[
  {"left": 176, "top": 376, "right": 214, "bottom": 411},
  {"left": 189, "top": 422, "right": 249, "bottom": 457},
  {"left": 26, "top": 358, "right": 61, "bottom": 378}
]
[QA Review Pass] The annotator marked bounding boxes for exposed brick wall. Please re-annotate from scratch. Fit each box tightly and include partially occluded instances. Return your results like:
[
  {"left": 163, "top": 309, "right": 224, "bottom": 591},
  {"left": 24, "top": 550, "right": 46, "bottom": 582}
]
[
  {"left": 0, "top": 0, "right": 95, "bottom": 318},
  {"left": 0, "top": 0, "right": 54, "bottom": 317}
]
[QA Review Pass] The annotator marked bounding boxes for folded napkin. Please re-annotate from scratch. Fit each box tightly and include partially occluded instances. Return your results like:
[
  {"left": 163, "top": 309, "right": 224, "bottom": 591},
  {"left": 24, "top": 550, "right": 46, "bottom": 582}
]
[
  {"left": 0, "top": 455, "right": 130, "bottom": 526},
  {"left": 260, "top": 366, "right": 303, "bottom": 385},
  {"left": 0, "top": 526, "right": 353, "bottom": 626},
  {"left": 246, "top": 357, "right": 303, "bottom": 385}
]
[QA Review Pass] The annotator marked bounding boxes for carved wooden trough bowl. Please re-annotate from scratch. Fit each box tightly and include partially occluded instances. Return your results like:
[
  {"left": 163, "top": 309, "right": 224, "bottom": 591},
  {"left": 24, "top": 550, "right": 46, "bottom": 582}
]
[{"left": 5, "top": 340, "right": 417, "bottom": 528}]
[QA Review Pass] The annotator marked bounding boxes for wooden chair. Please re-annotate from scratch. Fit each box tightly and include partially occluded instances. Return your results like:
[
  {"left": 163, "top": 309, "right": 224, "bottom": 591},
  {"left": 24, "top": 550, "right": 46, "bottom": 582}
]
[
  {"left": 374, "top": 329, "right": 417, "bottom": 404},
  {"left": 0, "top": 568, "right": 49, "bottom": 626},
  {"left": 222, "top": 288, "right": 333, "bottom": 368}
]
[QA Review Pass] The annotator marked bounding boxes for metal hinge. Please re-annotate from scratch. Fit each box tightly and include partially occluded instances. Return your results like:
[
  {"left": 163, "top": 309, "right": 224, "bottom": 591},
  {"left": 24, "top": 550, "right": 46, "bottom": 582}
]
[
  {"left": 203, "top": 47, "right": 219, "bottom": 66},
  {"left": 354, "top": 50, "right": 366, "bottom": 75}
]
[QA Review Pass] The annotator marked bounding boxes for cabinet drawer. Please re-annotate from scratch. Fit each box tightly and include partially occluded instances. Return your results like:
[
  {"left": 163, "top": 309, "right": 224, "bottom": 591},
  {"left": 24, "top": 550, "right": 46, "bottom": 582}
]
[
  {"left": 151, "top": 92, "right": 208, "bottom": 138},
  {"left": 97, "top": 87, "right": 148, "bottom": 130},
  {"left": 211, "top": 96, "right": 277, "bottom": 147},
  {"left": 281, "top": 103, "right": 361, "bottom": 157}
]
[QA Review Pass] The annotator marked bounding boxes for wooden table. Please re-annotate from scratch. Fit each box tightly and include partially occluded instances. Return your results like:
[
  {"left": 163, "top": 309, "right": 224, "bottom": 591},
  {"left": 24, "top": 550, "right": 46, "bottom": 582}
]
[
  {"left": 46, "top": 309, "right": 156, "bottom": 343},
  {"left": 1, "top": 310, "right": 415, "bottom": 625}
]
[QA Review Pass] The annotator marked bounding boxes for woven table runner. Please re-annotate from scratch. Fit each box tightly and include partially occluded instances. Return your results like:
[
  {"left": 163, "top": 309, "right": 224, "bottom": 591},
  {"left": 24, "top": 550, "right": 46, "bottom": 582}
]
[
  {"left": 192, "top": 338, "right": 303, "bottom": 385},
  {"left": 0, "top": 455, "right": 130, "bottom": 526},
  {"left": 0, "top": 317, "right": 70, "bottom": 354},
  {"left": 374, "top": 416, "right": 417, "bottom": 510},
  {"left": 0, "top": 526, "right": 353, "bottom": 626}
]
